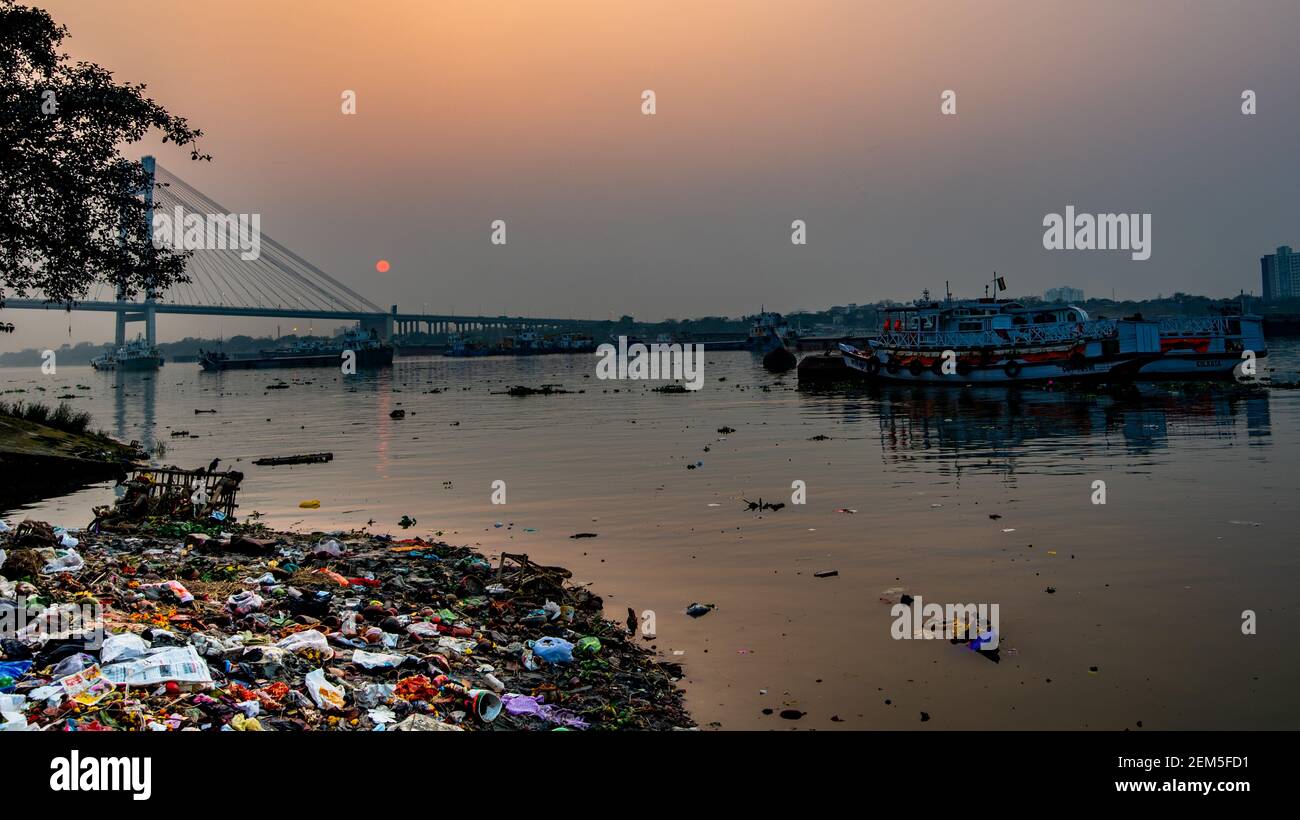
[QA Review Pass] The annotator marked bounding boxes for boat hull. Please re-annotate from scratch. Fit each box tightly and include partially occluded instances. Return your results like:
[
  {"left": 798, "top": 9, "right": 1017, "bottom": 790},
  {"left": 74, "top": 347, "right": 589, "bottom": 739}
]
[
  {"left": 1133, "top": 350, "right": 1267, "bottom": 379},
  {"left": 200, "top": 347, "right": 393, "bottom": 371},
  {"left": 839, "top": 343, "right": 1155, "bottom": 384}
]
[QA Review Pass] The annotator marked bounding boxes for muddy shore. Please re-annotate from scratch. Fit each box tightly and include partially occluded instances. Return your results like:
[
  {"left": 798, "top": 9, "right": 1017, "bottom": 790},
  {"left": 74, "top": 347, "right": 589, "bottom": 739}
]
[{"left": 0, "top": 415, "right": 140, "bottom": 510}]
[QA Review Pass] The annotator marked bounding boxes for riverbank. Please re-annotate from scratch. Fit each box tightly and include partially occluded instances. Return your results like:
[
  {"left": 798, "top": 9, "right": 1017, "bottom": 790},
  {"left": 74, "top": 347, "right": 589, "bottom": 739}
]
[
  {"left": 0, "top": 515, "right": 694, "bottom": 731},
  {"left": 0, "top": 411, "right": 141, "bottom": 511}
]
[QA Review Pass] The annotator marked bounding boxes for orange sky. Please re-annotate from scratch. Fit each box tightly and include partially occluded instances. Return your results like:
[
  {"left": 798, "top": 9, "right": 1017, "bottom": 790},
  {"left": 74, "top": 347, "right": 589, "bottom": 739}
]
[{"left": 8, "top": 0, "right": 1300, "bottom": 347}]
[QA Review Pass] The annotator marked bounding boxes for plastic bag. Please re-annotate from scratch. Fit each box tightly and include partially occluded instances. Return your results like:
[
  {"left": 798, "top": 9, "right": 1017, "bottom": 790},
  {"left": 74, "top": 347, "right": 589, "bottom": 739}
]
[
  {"left": 530, "top": 636, "right": 574, "bottom": 664},
  {"left": 313, "top": 538, "right": 344, "bottom": 557},
  {"left": 42, "top": 549, "right": 84, "bottom": 574},
  {"left": 305, "top": 668, "right": 345, "bottom": 710},
  {"left": 50, "top": 653, "right": 96, "bottom": 680},
  {"left": 142, "top": 580, "right": 194, "bottom": 604},
  {"left": 276, "top": 629, "right": 334, "bottom": 659},
  {"left": 352, "top": 649, "right": 403, "bottom": 669},
  {"left": 227, "top": 590, "right": 264, "bottom": 615},
  {"left": 101, "top": 633, "right": 148, "bottom": 664},
  {"left": 406, "top": 621, "right": 439, "bottom": 639}
]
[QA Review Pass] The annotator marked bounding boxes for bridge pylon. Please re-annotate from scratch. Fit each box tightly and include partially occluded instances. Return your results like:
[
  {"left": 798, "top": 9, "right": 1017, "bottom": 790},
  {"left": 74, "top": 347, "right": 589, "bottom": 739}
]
[{"left": 115, "top": 156, "right": 158, "bottom": 347}]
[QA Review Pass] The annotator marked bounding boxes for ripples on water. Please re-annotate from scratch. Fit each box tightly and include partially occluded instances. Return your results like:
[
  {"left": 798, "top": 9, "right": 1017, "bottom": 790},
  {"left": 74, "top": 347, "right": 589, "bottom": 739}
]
[{"left": 5, "top": 338, "right": 1299, "bottom": 729}]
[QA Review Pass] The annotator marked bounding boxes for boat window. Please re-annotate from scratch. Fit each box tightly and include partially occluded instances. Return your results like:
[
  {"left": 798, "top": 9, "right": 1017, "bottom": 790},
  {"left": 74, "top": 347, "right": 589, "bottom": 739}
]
[{"left": 958, "top": 320, "right": 982, "bottom": 332}]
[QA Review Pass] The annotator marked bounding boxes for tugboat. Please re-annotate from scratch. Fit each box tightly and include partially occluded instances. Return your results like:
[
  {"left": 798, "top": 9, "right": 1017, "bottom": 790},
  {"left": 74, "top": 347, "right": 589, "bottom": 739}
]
[
  {"left": 838, "top": 287, "right": 1161, "bottom": 384},
  {"left": 199, "top": 329, "right": 392, "bottom": 371},
  {"left": 747, "top": 310, "right": 798, "bottom": 353}
]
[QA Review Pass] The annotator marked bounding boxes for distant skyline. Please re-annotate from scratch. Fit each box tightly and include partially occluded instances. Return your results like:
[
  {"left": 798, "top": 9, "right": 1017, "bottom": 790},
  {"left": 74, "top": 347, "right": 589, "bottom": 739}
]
[{"left": 5, "top": 0, "right": 1300, "bottom": 351}]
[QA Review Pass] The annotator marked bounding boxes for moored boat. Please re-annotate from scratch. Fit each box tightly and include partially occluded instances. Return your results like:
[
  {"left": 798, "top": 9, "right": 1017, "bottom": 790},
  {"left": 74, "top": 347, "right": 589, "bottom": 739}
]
[
  {"left": 199, "top": 329, "right": 392, "bottom": 371},
  {"left": 839, "top": 293, "right": 1160, "bottom": 384},
  {"left": 92, "top": 337, "right": 164, "bottom": 372},
  {"left": 1135, "top": 308, "right": 1267, "bottom": 379}
]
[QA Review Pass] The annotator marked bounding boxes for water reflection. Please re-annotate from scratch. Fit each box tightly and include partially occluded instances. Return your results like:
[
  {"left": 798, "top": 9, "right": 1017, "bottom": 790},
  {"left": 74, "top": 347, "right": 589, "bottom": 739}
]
[{"left": 801, "top": 382, "right": 1272, "bottom": 475}]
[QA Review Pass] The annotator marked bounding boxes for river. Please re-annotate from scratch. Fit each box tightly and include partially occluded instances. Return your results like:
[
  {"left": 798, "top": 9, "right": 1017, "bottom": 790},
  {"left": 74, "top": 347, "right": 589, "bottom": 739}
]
[{"left": 5, "top": 341, "right": 1300, "bottom": 729}]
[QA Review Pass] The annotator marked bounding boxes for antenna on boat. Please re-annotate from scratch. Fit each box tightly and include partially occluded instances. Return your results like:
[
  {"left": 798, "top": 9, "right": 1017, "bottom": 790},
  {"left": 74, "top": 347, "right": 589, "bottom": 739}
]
[{"left": 945, "top": 280, "right": 952, "bottom": 302}]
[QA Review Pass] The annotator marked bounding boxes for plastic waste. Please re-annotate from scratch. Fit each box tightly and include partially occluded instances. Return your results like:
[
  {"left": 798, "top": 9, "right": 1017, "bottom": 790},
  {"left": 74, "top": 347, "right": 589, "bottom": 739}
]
[
  {"left": 49, "top": 653, "right": 94, "bottom": 679},
  {"left": 406, "top": 621, "right": 439, "bottom": 639},
  {"left": 227, "top": 590, "right": 264, "bottom": 615},
  {"left": 576, "top": 636, "right": 602, "bottom": 655},
  {"left": 501, "top": 693, "right": 589, "bottom": 729},
  {"left": 41, "top": 549, "right": 84, "bottom": 574},
  {"left": 469, "top": 689, "right": 503, "bottom": 722},
  {"left": 0, "top": 660, "right": 34, "bottom": 693},
  {"left": 101, "top": 633, "right": 148, "bottom": 664},
  {"left": 436, "top": 636, "right": 476, "bottom": 655},
  {"left": 353, "top": 649, "right": 403, "bottom": 669},
  {"left": 305, "top": 668, "right": 345, "bottom": 710},
  {"left": 530, "top": 636, "right": 575, "bottom": 664},
  {"left": 276, "top": 629, "right": 334, "bottom": 659},
  {"left": 142, "top": 580, "right": 194, "bottom": 604},
  {"left": 313, "top": 538, "right": 344, "bottom": 557}
]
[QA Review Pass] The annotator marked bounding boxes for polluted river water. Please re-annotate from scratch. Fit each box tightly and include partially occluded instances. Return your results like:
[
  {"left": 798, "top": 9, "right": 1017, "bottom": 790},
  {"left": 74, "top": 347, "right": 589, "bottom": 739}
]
[{"left": 6, "top": 342, "right": 1300, "bottom": 730}]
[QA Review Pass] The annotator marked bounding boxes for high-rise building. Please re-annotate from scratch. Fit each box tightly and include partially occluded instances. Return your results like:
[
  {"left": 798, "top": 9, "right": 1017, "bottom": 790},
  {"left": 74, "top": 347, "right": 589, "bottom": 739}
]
[
  {"left": 1045, "top": 286, "right": 1084, "bottom": 303},
  {"left": 1261, "top": 246, "right": 1300, "bottom": 300}
]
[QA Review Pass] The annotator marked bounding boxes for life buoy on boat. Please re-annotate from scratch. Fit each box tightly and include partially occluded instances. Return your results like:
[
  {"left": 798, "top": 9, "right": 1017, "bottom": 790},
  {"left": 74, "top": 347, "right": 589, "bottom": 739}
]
[
  {"left": 886, "top": 357, "right": 902, "bottom": 375},
  {"left": 1003, "top": 360, "right": 1023, "bottom": 379},
  {"left": 930, "top": 357, "right": 946, "bottom": 376},
  {"left": 908, "top": 358, "right": 926, "bottom": 377}
]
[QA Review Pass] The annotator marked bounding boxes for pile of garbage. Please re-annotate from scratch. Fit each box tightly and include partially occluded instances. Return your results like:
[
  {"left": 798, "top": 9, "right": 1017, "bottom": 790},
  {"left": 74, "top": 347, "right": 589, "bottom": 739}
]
[{"left": 0, "top": 514, "right": 693, "bottom": 731}]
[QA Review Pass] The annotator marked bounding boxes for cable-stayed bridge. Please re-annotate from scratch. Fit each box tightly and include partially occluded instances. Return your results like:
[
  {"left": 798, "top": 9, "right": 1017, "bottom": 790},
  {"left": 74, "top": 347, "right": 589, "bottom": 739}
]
[{"left": 3, "top": 157, "right": 588, "bottom": 343}]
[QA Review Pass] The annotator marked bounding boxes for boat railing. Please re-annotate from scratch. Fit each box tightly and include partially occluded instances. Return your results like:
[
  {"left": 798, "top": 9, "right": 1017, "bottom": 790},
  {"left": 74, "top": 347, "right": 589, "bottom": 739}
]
[
  {"left": 1156, "top": 316, "right": 1231, "bottom": 336},
  {"left": 875, "top": 320, "right": 1117, "bottom": 350}
]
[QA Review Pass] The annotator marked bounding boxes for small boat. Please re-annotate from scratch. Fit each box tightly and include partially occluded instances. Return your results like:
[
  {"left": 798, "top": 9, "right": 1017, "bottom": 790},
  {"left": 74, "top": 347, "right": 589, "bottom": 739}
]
[
  {"left": 200, "top": 329, "right": 392, "bottom": 371},
  {"left": 747, "top": 310, "right": 798, "bottom": 353},
  {"left": 90, "top": 350, "right": 116, "bottom": 371}
]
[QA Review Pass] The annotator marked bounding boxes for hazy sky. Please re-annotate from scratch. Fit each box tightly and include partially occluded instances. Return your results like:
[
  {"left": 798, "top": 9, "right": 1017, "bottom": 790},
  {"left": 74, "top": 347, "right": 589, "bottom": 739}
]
[{"left": 7, "top": 0, "right": 1300, "bottom": 350}]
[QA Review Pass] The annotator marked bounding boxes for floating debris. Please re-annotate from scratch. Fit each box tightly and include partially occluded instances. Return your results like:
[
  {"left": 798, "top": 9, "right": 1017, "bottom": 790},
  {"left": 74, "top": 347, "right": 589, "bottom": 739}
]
[{"left": 253, "top": 452, "right": 334, "bottom": 466}]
